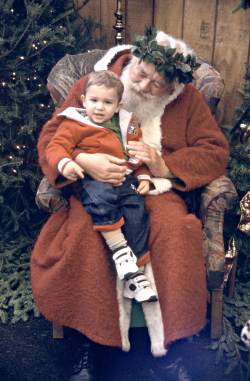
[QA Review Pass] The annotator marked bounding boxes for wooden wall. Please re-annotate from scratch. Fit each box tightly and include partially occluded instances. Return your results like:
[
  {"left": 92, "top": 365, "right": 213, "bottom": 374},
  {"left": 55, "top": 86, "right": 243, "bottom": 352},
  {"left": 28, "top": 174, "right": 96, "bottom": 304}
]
[{"left": 79, "top": 0, "right": 250, "bottom": 125}]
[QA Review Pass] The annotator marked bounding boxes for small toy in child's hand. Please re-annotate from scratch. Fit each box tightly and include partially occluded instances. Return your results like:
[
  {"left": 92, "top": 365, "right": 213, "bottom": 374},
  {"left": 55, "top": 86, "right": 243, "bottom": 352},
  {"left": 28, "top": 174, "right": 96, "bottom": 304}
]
[{"left": 241, "top": 319, "right": 250, "bottom": 348}]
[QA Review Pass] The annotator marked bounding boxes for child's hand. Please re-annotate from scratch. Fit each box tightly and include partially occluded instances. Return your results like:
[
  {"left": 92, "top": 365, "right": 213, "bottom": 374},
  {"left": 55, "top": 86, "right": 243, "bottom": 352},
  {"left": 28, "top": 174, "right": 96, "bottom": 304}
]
[
  {"left": 137, "top": 180, "right": 150, "bottom": 195},
  {"left": 62, "top": 160, "right": 84, "bottom": 181}
]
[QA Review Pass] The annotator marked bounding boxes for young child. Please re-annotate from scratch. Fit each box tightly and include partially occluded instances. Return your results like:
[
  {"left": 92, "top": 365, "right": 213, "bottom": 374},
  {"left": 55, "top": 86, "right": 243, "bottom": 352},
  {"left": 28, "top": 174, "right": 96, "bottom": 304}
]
[{"left": 46, "top": 70, "right": 158, "bottom": 303}]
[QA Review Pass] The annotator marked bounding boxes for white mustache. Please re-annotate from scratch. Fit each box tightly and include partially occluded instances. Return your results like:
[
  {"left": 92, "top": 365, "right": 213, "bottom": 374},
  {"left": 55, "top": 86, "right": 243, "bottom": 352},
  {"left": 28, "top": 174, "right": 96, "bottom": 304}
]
[{"left": 130, "top": 83, "right": 157, "bottom": 100}]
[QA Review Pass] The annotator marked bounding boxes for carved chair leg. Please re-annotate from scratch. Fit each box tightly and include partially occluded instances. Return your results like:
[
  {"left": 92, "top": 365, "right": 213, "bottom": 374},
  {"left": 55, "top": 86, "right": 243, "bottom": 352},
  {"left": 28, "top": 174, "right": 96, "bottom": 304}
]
[
  {"left": 52, "top": 323, "right": 64, "bottom": 339},
  {"left": 210, "top": 287, "right": 223, "bottom": 339}
]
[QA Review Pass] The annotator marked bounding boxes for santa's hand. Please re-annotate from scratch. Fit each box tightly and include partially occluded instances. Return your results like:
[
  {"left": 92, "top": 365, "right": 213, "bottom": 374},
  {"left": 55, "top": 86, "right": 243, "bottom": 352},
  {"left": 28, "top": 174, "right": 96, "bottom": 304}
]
[
  {"left": 127, "top": 141, "right": 172, "bottom": 178},
  {"left": 75, "top": 152, "right": 127, "bottom": 186}
]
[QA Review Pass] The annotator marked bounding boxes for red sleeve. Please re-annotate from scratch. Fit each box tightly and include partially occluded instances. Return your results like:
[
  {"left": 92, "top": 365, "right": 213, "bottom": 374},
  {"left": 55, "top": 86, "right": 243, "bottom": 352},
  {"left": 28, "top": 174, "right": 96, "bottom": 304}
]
[
  {"left": 163, "top": 88, "right": 229, "bottom": 191},
  {"left": 38, "top": 76, "right": 87, "bottom": 185},
  {"left": 45, "top": 120, "right": 85, "bottom": 172}
]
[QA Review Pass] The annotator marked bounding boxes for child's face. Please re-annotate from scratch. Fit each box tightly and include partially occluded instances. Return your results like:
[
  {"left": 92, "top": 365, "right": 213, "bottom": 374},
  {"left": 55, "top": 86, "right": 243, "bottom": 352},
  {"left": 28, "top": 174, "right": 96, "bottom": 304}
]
[{"left": 81, "top": 85, "right": 121, "bottom": 124}]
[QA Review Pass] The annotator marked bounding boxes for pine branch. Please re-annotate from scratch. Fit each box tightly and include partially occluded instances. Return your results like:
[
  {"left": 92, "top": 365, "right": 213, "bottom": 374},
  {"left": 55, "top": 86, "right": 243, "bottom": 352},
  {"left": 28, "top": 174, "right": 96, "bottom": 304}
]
[{"left": 0, "top": 19, "right": 33, "bottom": 60}]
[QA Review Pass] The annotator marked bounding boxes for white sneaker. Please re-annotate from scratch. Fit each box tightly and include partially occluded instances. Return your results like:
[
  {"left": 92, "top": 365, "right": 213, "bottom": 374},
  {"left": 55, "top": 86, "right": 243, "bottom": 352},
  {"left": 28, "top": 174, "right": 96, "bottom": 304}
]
[
  {"left": 112, "top": 246, "right": 138, "bottom": 280},
  {"left": 123, "top": 273, "right": 158, "bottom": 303}
]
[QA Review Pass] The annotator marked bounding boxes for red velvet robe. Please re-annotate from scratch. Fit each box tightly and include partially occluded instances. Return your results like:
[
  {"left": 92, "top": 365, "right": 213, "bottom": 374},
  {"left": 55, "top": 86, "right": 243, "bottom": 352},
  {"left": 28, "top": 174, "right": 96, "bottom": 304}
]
[{"left": 31, "top": 51, "right": 229, "bottom": 350}]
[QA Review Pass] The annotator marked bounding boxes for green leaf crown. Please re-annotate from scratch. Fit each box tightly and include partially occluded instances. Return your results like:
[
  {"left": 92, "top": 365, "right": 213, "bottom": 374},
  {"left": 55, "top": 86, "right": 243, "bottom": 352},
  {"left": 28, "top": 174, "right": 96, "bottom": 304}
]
[{"left": 131, "top": 26, "right": 200, "bottom": 84}]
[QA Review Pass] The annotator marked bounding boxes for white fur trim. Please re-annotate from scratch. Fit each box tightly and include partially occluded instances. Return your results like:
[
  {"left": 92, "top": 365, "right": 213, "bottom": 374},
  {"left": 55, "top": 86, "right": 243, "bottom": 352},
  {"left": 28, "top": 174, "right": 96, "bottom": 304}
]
[
  {"left": 58, "top": 157, "right": 71, "bottom": 173},
  {"left": 94, "top": 45, "right": 132, "bottom": 71},
  {"left": 137, "top": 174, "right": 151, "bottom": 182},
  {"left": 148, "top": 178, "right": 172, "bottom": 195},
  {"left": 116, "top": 263, "right": 167, "bottom": 357},
  {"left": 141, "top": 263, "right": 167, "bottom": 357},
  {"left": 139, "top": 83, "right": 185, "bottom": 153},
  {"left": 156, "top": 31, "right": 194, "bottom": 56},
  {"left": 116, "top": 278, "right": 132, "bottom": 352},
  {"left": 141, "top": 115, "right": 163, "bottom": 153},
  {"left": 119, "top": 109, "right": 133, "bottom": 149},
  {"left": 58, "top": 107, "right": 104, "bottom": 128}
]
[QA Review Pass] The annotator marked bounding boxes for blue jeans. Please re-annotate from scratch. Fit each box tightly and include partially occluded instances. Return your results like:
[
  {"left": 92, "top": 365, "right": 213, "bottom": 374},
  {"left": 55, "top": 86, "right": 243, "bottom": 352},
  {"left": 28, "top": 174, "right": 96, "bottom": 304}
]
[{"left": 80, "top": 175, "right": 149, "bottom": 259}]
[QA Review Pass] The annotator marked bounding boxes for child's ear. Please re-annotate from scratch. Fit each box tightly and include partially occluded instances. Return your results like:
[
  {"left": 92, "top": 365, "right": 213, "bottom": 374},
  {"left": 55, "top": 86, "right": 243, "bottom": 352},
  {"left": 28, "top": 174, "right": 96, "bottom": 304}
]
[
  {"left": 81, "top": 94, "right": 86, "bottom": 107},
  {"left": 116, "top": 101, "right": 122, "bottom": 113}
]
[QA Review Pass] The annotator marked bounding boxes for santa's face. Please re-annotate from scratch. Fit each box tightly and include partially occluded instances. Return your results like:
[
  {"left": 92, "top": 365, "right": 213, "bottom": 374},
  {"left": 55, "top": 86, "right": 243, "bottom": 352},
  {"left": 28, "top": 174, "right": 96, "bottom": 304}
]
[{"left": 128, "top": 58, "right": 174, "bottom": 97}]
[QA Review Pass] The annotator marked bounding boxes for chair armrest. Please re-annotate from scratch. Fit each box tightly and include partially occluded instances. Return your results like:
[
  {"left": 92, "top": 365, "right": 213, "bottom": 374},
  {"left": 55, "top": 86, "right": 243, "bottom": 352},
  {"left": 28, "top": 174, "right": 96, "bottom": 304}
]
[
  {"left": 199, "top": 175, "right": 238, "bottom": 289},
  {"left": 35, "top": 176, "right": 68, "bottom": 213}
]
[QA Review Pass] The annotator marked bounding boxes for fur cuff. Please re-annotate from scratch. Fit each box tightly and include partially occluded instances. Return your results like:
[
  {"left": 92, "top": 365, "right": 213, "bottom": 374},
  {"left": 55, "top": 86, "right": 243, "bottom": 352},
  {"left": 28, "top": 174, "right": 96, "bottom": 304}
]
[
  {"left": 137, "top": 174, "right": 152, "bottom": 182},
  {"left": 148, "top": 178, "right": 172, "bottom": 195}
]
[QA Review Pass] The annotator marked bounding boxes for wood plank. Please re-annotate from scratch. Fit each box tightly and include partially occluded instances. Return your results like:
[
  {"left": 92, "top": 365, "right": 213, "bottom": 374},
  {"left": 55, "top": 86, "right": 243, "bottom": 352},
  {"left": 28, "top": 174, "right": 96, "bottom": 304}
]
[
  {"left": 125, "top": 0, "right": 154, "bottom": 43},
  {"left": 154, "top": 0, "right": 184, "bottom": 39},
  {"left": 77, "top": 0, "right": 101, "bottom": 24},
  {"left": 77, "top": 0, "right": 101, "bottom": 44},
  {"left": 213, "top": 0, "right": 250, "bottom": 124},
  {"left": 183, "top": 0, "right": 217, "bottom": 63}
]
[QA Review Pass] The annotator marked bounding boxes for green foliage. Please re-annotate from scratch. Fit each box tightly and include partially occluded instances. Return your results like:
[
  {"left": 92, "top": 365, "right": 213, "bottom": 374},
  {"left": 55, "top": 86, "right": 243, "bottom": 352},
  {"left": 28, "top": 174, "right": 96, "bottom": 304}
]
[
  {"left": 132, "top": 26, "right": 200, "bottom": 84},
  {"left": 211, "top": 66, "right": 250, "bottom": 378},
  {"left": 227, "top": 67, "right": 250, "bottom": 267},
  {"left": 0, "top": 0, "right": 95, "bottom": 323},
  {"left": 211, "top": 282, "right": 250, "bottom": 379},
  {"left": 233, "top": 0, "right": 250, "bottom": 12},
  {"left": 0, "top": 239, "right": 40, "bottom": 324}
]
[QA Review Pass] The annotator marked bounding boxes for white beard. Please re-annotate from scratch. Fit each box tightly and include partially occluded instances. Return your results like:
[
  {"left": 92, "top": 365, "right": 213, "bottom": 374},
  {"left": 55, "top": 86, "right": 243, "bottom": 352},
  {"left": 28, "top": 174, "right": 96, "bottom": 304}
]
[
  {"left": 120, "top": 64, "right": 170, "bottom": 153},
  {"left": 120, "top": 65, "right": 167, "bottom": 123}
]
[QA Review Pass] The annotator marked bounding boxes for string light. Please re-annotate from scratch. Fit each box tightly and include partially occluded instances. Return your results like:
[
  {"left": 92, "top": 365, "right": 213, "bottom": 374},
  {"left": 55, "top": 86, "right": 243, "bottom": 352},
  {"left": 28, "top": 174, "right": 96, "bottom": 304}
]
[
  {"left": 8, "top": 155, "right": 13, "bottom": 160},
  {"left": 20, "top": 56, "right": 25, "bottom": 60},
  {"left": 1, "top": 82, "right": 6, "bottom": 87},
  {"left": 10, "top": 9, "right": 14, "bottom": 13},
  {"left": 12, "top": 169, "right": 17, "bottom": 174}
]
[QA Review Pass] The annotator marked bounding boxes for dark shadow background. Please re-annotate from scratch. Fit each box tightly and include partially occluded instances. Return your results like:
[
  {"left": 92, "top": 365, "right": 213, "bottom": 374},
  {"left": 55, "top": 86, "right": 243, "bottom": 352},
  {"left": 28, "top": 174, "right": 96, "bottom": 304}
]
[{"left": 0, "top": 316, "right": 241, "bottom": 381}]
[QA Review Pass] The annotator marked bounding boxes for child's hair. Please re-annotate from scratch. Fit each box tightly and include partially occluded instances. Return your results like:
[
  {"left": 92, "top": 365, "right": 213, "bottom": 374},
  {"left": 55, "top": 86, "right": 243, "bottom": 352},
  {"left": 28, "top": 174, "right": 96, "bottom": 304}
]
[{"left": 83, "top": 70, "right": 124, "bottom": 102}]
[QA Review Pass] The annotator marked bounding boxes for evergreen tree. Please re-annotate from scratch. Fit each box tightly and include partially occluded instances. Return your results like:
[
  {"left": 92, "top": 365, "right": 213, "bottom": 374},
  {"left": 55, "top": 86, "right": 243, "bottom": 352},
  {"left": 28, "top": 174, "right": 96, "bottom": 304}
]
[
  {"left": 0, "top": 0, "right": 95, "bottom": 323},
  {"left": 215, "top": 67, "right": 250, "bottom": 376},
  {"left": 228, "top": 67, "right": 250, "bottom": 277},
  {"left": 233, "top": 0, "right": 250, "bottom": 12}
]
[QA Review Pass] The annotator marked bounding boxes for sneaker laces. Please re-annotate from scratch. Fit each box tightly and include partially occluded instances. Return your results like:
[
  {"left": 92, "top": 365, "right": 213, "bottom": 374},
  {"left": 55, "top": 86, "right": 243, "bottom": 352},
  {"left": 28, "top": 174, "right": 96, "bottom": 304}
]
[
  {"left": 112, "top": 246, "right": 136, "bottom": 264},
  {"left": 127, "top": 272, "right": 151, "bottom": 289}
]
